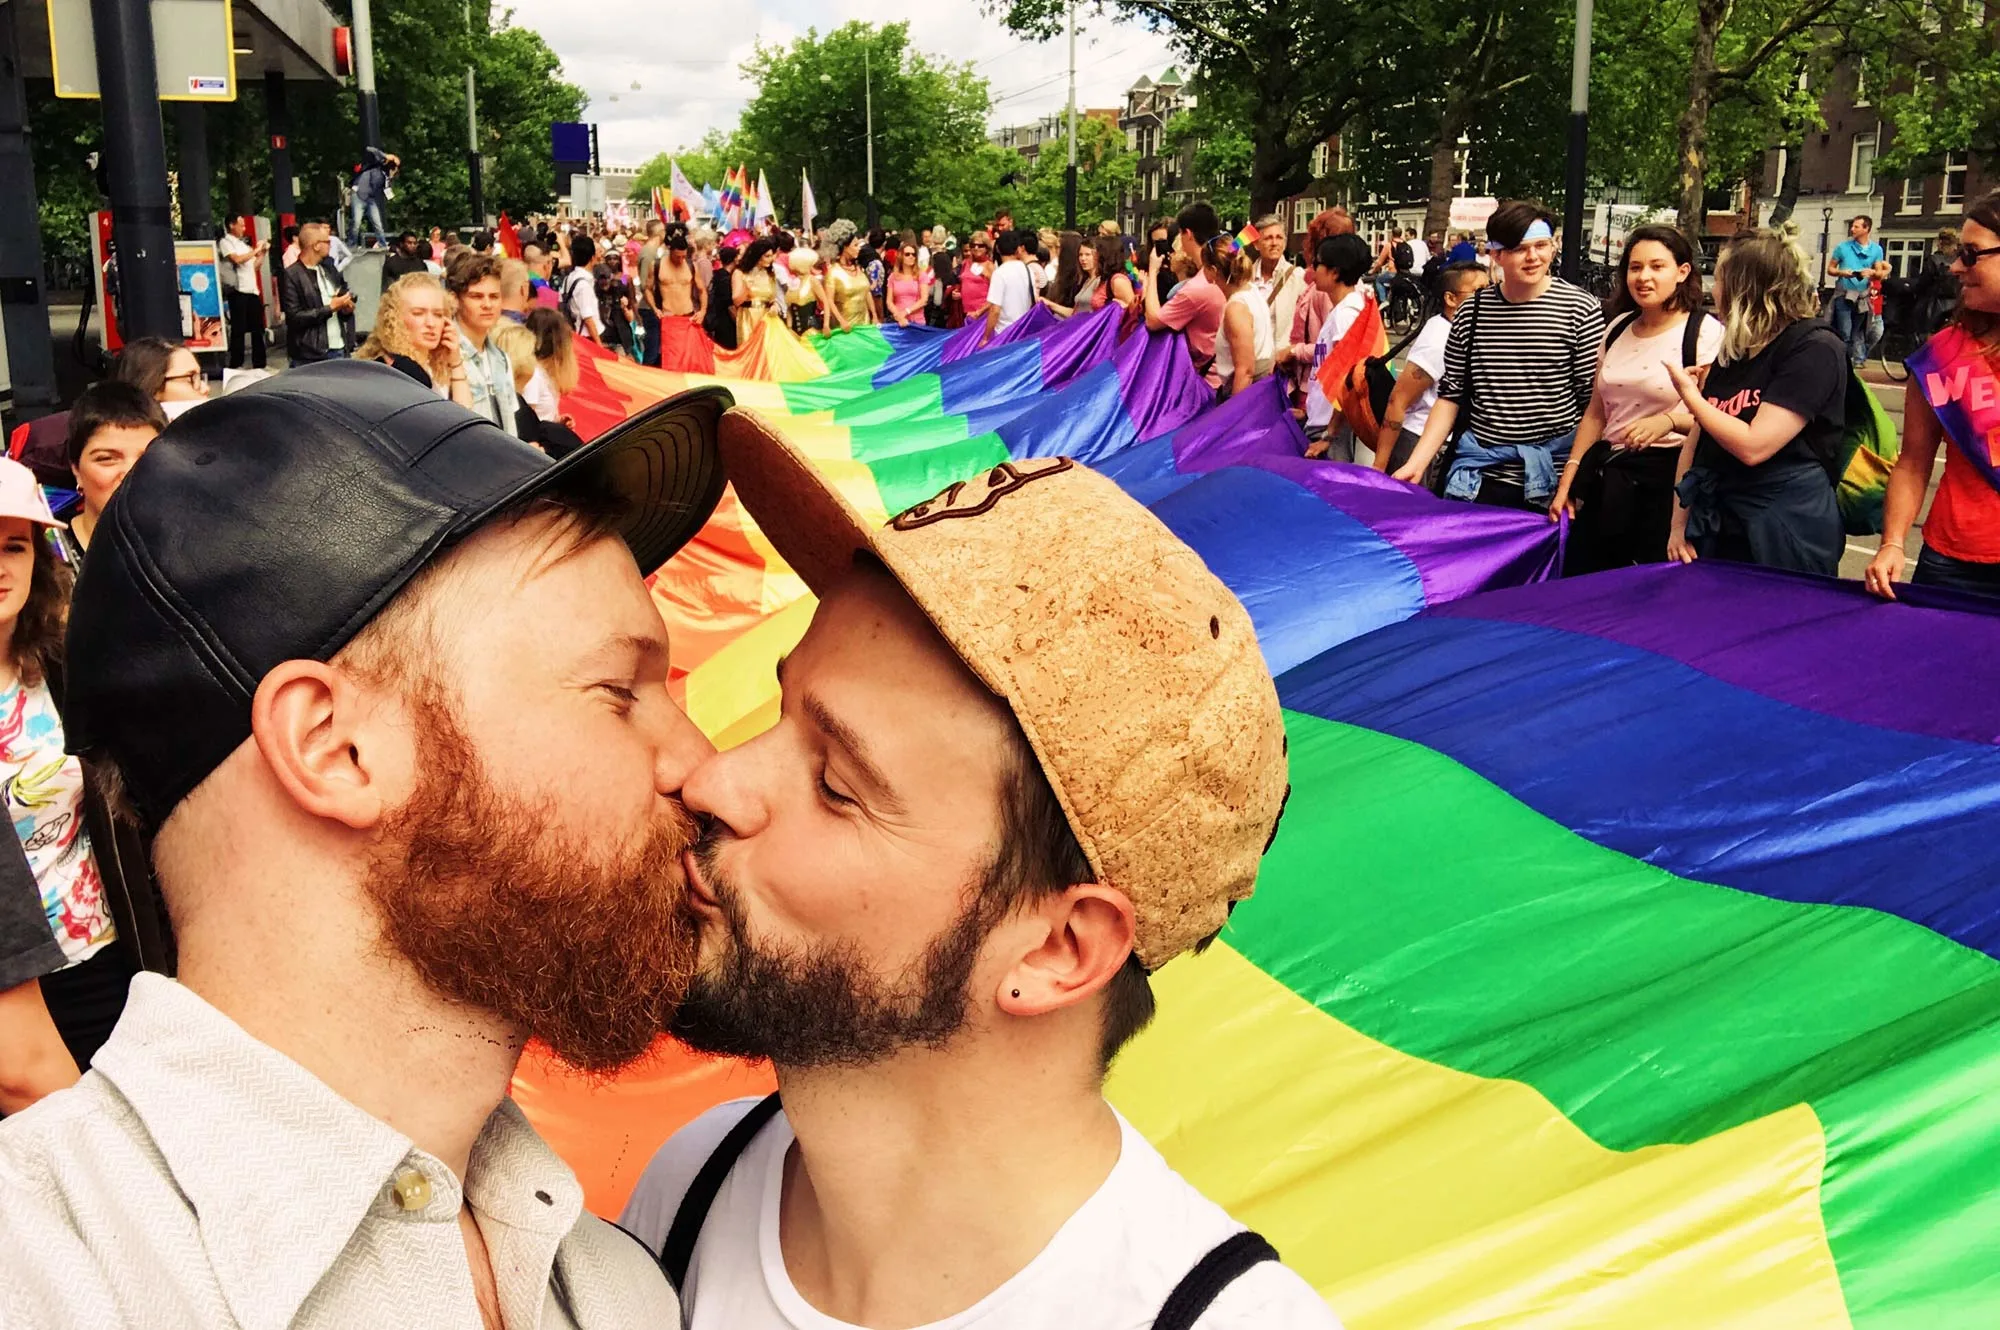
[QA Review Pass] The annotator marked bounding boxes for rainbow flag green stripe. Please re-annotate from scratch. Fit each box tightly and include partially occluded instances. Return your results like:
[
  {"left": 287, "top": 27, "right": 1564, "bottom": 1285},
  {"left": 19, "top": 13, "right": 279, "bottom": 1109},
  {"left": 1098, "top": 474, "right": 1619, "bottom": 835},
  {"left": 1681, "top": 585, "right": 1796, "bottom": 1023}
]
[{"left": 1105, "top": 565, "right": 2000, "bottom": 1327}]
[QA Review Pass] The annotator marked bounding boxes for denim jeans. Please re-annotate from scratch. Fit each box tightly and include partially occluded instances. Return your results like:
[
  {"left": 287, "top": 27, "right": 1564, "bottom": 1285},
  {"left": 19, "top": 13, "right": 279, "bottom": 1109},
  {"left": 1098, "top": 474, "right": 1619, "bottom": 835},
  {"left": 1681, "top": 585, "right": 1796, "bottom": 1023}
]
[
  {"left": 349, "top": 195, "right": 388, "bottom": 248},
  {"left": 1829, "top": 294, "right": 1872, "bottom": 367}
]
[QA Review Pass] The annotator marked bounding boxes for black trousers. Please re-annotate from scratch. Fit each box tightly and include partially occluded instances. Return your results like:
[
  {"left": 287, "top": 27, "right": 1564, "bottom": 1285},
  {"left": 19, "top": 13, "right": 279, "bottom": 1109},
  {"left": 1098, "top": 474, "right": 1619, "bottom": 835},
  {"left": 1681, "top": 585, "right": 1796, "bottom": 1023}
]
[
  {"left": 1571, "top": 445, "right": 1678, "bottom": 573},
  {"left": 1913, "top": 544, "right": 2000, "bottom": 596},
  {"left": 226, "top": 288, "right": 266, "bottom": 369}
]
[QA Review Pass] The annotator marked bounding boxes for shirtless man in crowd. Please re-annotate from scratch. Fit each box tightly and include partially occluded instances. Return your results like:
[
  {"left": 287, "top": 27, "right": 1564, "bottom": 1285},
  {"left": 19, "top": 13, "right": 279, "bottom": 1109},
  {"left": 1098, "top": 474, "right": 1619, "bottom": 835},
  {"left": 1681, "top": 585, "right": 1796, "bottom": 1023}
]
[{"left": 652, "top": 223, "right": 705, "bottom": 324}]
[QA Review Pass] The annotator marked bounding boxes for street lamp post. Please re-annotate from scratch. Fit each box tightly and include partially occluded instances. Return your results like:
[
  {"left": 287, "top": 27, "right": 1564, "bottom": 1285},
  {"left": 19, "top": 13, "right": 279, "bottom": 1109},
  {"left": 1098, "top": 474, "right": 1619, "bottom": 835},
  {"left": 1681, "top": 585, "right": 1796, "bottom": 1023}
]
[
  {"left": 1064, "top": 0, "right": 1077, "bottom": 230},
  {"left": 1819, "top": 207, "right": 1834, "bottom": 294},
  {"left": 864, "top": 45, "right": 877, "bottom": 230},
  {"left": 1560, "top": 0, "right": 1594, "bottom": 281}
]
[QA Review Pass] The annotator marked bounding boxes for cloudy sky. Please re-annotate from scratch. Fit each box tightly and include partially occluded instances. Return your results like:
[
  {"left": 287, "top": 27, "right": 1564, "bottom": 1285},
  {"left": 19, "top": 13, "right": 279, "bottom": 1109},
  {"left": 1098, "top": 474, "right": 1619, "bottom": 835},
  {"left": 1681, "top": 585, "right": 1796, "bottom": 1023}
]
[{"left": 501, "top": 0, "right": 1179, "bottom": 167}]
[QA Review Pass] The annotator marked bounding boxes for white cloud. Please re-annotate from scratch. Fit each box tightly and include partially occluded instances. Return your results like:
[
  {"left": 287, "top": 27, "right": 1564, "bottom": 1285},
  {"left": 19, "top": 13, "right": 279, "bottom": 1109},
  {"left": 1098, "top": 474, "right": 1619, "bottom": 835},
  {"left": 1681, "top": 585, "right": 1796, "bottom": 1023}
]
[{"left": 500, "top": 0, "right": 1178, "bottom": 166}]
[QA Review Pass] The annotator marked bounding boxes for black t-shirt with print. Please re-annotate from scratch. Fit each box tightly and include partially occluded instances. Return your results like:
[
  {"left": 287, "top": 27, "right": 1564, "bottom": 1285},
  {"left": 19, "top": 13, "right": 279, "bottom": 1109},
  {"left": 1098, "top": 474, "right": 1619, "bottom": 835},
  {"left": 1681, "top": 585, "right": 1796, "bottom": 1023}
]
[{"left": 1696, "top": 319, "right": 1847, "bottom": 480}]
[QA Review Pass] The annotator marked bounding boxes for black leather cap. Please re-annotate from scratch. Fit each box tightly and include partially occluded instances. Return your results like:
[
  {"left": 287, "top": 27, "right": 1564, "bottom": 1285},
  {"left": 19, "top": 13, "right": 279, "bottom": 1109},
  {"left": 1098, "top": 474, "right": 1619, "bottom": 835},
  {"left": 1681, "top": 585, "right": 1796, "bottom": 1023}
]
[{"left": 63, "top": 359, "right": 730, "bottom": 829}]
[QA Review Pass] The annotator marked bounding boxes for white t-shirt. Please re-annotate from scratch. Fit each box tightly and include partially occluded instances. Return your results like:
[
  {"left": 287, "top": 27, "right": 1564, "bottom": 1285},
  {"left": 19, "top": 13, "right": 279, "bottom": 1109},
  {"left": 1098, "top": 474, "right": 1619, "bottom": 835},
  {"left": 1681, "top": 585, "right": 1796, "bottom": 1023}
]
[
  {"left": 1399, "top": 313, "right": 1453, "bottom": 439},
  {"left": 523, "top": 365, "right": 561, "bottom": 421},
  {"left": 621, "top": 1099, "right": 1340, "bottom": 1330},
  {"left": 989, "top": 259, "right": 1036, "bottom": 332},
  {"left": 1305, "top": 287, "right": 1370, "bottom": 431},
  {"left": 217, "top": 233, "right": 257, "bottom": 293},
  {"left": 1406, "top": 238, "right": 1432, "bottom": 275},
  {"left": 563, "top": 268, "right": 602, "bottom": 336}
]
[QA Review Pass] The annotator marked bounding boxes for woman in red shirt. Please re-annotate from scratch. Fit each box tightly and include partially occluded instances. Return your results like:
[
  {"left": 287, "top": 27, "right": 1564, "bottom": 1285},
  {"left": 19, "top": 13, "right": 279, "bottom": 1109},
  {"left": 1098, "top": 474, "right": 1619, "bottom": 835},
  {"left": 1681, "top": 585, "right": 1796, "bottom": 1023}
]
[{"left": 1866, "top": 189, "right": 2000, "bottom": 598}]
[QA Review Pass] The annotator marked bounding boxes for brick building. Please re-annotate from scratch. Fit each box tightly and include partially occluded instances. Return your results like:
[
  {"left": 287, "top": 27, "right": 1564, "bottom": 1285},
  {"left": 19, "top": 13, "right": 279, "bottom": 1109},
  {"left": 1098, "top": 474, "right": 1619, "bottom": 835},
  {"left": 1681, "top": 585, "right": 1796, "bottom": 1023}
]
[{"left": 1757, "top": 64, "right": 1989, "bottom": 282}]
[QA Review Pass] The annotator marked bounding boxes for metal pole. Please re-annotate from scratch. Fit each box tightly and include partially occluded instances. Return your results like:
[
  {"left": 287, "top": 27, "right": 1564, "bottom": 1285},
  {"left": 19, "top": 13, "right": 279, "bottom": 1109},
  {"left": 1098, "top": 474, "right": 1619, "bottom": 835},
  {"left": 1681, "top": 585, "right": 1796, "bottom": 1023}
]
[
  {"left": 90, "top": 0, "right": 180, "bottom": 339},
  {"left": 1064, "top": 0, "right": 1077, "bottom": 230},
  {"left": 173, "top": 102, "right": 213, "bottom": 238},
  {"left": 464, "top": 0, "right": 482, "bottom": 225},
  {"left": 352, "top": 0, "right": 381, "bottom": 152},
  {"left": 0, "top": 2, "right": 57, "bottom": 418},
  {"left": 265, "top": 70, "right": 296, "bottom": 235},
  {"left": 1560, "top": 0, "right": 1593, "bottom": 281},
  {"left": 863, "top": 45, "right": 877, "bottom": 230}
]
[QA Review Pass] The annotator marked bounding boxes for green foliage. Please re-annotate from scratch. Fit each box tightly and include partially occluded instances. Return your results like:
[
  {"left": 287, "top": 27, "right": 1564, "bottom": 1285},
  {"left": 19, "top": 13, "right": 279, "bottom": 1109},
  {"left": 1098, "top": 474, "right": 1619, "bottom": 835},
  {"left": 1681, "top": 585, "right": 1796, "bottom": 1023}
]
[
  {"left": 1589, "top": 0, "right": 1827, "bottom": 206},
  {"left": 730, "top": 21, "right": 1001, "bottom": 232},
  {"left": 1856, "top": 0, "right": 2000, "bottom": 174},
  {"left": 31, "top": 0, "right": 584, "bottom": 256},
  {"left": 993, "top": 0, "right": 1411, "bottom": 212},
  {"left": 1003, "top": 114, "right": 1139, "bottom": 230},
  {"left": 1163, "top": 100, "right": 1251, "bottom": 222}
]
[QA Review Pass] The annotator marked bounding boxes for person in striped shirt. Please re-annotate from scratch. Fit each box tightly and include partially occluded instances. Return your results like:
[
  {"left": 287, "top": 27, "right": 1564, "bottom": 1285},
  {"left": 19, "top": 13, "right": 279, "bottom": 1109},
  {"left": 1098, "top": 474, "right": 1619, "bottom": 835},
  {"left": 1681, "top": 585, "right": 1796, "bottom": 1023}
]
[{"left": 1392, "top": 199, "right": 1606, "bottom": 510}]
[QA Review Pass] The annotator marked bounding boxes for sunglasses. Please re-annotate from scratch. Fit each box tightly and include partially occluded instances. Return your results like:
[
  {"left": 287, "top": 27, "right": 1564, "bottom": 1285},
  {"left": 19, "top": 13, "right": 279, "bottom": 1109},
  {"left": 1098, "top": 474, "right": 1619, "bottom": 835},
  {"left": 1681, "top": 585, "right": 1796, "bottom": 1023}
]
[{"left": 1956, "top": 243, "right": 2000, "bottom": 268}]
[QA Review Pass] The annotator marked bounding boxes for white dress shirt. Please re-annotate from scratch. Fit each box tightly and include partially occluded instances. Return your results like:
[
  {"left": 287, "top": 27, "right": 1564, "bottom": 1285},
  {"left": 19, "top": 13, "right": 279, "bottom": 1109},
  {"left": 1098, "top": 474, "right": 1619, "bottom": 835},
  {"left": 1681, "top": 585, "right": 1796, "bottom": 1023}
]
[{"left": 0, "top": 974, "right": 677, "bottom": 1329}]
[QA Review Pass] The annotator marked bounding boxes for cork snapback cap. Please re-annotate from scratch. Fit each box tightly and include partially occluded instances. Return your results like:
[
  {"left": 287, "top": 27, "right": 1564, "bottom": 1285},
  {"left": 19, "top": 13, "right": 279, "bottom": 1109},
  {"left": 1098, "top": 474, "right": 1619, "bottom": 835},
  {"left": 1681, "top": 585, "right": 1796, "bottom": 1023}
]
[{"left": 719, "top": 408, "right": 1288, "bottom": 969}]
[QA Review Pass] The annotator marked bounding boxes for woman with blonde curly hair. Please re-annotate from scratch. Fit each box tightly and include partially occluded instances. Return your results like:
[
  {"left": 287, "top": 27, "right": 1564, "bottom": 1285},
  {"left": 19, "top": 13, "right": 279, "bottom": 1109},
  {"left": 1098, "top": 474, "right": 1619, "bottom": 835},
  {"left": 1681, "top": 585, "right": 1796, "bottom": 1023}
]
[
  {"left": 356, "top": 272, "right": 473, "bottom": 410},
  {"left": 1663, "top": 229, "right": 1846, "bottom": 573}
]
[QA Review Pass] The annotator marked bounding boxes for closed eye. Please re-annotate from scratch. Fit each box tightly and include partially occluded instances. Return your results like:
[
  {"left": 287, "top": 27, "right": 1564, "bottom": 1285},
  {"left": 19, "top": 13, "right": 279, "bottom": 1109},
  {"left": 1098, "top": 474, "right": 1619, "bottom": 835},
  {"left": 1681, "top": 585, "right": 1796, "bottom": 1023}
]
[{"left": 818, "top": 770, "right": 856, "bottom": 809}]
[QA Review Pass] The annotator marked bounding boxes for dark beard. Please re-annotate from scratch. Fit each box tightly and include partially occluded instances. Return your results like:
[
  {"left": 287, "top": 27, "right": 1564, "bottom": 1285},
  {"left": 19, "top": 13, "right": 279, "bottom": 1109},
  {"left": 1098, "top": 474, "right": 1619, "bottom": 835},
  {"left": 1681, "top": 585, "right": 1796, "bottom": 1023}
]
[
  {"left": 668, "top": 837, "right": 997, "bottom": 1068},
  {"left": 362, "top": 690, "right": 701, "bottom": 1071}
]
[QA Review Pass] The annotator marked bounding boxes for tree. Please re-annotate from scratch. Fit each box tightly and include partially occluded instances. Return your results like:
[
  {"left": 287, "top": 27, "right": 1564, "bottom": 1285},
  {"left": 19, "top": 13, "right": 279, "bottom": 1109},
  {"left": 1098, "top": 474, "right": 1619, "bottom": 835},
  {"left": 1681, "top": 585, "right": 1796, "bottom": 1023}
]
[
  {"left": 993, "top": 0, "right": 1411, "bottom": 216},
  {"left": 1855, "top": 0, "right": 2000, "bottom": 176},
  {"left": 1006, "top": 113, "right": 1140, "bottom": 229},
  {"left": 1163, "top": 96, "right": 1253, "bottom": 223},
  {"left": 731, "top": 22, "right": 1000, "bottom": 231},
  {"left": 1659, "top": 0, "right": 1839, "bottom": 241}
]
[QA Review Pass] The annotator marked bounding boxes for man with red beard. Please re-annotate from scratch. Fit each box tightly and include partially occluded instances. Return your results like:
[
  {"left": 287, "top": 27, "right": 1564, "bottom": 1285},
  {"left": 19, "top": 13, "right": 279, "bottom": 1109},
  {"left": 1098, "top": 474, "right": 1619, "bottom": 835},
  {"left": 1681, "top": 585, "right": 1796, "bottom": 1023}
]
[
  {"left": 622, "top": 417, "right": 1337, "bottom": 1328},
  {"left": 0, "top": 361, "right": 729, "bottom": 1328}
]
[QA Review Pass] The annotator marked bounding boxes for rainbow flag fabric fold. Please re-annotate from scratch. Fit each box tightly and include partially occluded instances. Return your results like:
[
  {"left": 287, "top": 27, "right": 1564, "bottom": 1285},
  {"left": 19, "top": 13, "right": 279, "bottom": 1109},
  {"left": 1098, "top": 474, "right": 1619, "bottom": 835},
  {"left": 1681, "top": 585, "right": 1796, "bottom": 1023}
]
[
  {"left": 1110, "top": 561, "right": 2000, "bottom": 1328},
  {"left": 510, "top": 302, "right": 2000, "bottom": 1327}
]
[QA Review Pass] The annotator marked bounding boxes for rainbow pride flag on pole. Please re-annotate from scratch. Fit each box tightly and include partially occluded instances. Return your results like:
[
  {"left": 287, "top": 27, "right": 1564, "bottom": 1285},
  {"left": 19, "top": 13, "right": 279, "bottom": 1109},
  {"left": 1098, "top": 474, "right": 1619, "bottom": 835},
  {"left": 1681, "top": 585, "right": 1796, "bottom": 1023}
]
[{"left": 512, "top": 308, "right": 2000, "bottom": 1326}]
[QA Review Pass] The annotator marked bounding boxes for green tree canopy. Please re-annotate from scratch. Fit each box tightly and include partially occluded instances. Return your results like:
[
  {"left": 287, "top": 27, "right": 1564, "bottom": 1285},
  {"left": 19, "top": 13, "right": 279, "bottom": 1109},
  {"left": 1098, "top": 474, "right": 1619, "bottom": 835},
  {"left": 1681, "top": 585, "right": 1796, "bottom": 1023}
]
[
  {"left": 729, "top": 21, "right": 1001, "bottom": 232},
  {"left": 1003, "top": 113, "right": 1139, "bottom": 230}
]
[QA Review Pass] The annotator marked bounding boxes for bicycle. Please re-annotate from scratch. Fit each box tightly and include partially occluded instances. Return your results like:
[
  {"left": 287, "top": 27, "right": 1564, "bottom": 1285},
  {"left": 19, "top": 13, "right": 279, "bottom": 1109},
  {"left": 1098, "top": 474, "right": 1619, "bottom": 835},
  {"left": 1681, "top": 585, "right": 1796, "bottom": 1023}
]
[{"left": 1872, "top": 281, "right": 1927, "bottom": 383}]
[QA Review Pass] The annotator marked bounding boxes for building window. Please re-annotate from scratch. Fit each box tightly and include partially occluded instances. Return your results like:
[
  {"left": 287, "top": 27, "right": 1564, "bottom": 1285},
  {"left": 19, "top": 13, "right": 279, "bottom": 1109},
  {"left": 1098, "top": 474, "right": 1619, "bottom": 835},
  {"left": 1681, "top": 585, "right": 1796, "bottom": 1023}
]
[
  {"left": 1901, "top": 177, "right": 1924, "bottom": 214},
  {"left": 1943, "top": 151, "right": 1968, "bottom": 211},
  {"left": 1849, "top": 130, "right": 1877, "bottom": 194},
  {"left": 1310, "top": 142, "right": 1331, "bottom": 177},
  {"left": 1884, "top": 237, "right": 1926, "bottom": 279}
]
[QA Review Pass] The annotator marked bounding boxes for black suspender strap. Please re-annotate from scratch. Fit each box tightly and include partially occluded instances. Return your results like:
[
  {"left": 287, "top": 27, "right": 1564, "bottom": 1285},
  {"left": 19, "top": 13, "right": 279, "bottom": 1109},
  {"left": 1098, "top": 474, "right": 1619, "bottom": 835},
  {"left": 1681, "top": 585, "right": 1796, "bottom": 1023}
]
[
  {"left": 1152, "top": 1229, "right": 1281, "bottom": 1330},
  {"left": 657, "top": 1092, "right": 784, "bottom": 1293},
  {"left": 1681, "top": 308, "right": 1704, "bottom": 367}
]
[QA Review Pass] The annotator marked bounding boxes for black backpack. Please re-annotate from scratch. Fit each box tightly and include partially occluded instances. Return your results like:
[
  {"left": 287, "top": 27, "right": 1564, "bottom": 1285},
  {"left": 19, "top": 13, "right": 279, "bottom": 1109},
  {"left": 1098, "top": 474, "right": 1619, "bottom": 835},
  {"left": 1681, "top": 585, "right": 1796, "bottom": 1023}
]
[
  {"left": 657, "top": 1094, "right": 1282, "bottom": 1330},
  {"left": 1393, "top": 239, "right": 1414, "bottom": 274}
]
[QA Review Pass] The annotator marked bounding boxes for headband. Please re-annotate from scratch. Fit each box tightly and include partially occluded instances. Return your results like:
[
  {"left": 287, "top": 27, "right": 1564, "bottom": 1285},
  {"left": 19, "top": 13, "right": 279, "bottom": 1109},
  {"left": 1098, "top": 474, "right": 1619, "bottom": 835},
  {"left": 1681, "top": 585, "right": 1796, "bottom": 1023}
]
[{"left": 1493, "top": 218, "right": 1555, "bottom": 251}]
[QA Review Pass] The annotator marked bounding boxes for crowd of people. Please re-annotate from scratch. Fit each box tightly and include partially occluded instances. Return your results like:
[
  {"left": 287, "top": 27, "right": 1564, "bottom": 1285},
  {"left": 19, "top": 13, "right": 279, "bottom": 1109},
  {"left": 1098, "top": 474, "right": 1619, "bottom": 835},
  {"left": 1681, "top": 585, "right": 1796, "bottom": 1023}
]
[{"left": 0, "top": 103, "right": 1998, "bottom": 1324}]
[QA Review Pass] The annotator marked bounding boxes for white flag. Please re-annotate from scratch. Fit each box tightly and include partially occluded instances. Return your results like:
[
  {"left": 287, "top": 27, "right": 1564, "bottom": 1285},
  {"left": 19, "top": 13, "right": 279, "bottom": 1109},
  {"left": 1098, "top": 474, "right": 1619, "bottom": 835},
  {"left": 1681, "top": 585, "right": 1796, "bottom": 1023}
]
[
  {"left": 801, "top": 169, "right": 817, "bottom": 233},
  {"left": 669, "top": 159, "right": 704, "bottom": 219},
  {"left": 755, "top": 169, "right": 776, "bottom": 225}
]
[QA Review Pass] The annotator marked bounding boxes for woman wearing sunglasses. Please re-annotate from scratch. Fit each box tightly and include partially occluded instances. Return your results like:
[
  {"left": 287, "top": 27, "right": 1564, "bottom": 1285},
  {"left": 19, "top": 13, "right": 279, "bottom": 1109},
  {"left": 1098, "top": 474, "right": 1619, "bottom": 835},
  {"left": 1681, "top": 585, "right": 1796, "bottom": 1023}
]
[{"left": 1866, "top": 190, "right": 2000, "bottom": 599}]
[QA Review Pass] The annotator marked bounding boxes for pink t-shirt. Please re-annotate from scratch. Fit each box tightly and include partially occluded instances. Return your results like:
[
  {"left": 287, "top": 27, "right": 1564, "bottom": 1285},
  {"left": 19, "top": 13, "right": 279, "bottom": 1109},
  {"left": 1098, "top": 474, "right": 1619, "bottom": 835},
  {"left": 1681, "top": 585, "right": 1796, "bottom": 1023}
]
[
  {"left": 959, "top": 261, "right": 992, "bottom": 315},
  {"left": 888, "top": 272, "right": 927, "bottom": 323},
  {"left": 1159, "top": 273, "right": 1227, "bottom": 383},
  {"left": 1596, "top": 313, "right": 1724, "bottom": 449}
]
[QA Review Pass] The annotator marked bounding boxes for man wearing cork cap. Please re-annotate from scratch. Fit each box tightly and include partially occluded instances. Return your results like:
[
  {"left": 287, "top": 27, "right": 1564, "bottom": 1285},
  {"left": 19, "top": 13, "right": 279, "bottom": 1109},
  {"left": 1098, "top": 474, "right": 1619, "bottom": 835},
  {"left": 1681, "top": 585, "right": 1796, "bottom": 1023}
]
[
  {"left": 622, "top": 415, "right": 1337, "bottom": 1328},
  {"left": 0, "top": 361, "right": 729, "bottom": 1327}
]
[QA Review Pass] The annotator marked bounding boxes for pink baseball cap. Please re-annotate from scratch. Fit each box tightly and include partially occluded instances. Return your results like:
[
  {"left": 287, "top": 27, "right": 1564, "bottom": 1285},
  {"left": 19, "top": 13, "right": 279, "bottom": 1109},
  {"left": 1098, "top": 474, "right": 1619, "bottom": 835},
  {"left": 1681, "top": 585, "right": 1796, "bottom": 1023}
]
[{"left": 0, "top": 457, "right": 61, "bottom": 529}]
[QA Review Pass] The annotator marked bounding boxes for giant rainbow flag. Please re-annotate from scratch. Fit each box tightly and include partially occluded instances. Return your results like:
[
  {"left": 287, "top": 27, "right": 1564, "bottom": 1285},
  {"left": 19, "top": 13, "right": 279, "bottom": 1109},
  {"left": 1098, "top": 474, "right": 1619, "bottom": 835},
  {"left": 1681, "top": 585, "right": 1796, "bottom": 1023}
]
[{"left": 513, "top": 307, "right": 2000, "bottom": 1325}]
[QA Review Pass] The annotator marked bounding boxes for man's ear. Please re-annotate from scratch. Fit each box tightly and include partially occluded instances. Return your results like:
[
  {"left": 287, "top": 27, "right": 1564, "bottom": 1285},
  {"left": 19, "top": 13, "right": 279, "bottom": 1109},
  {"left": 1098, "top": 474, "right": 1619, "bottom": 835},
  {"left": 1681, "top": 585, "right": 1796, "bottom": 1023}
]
[
  {"left": 996, "top": 885, "right": 1136, "bottom": 1017},
  {"left": 249, "top": 661, "right": 393, "bottom": 830}
]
